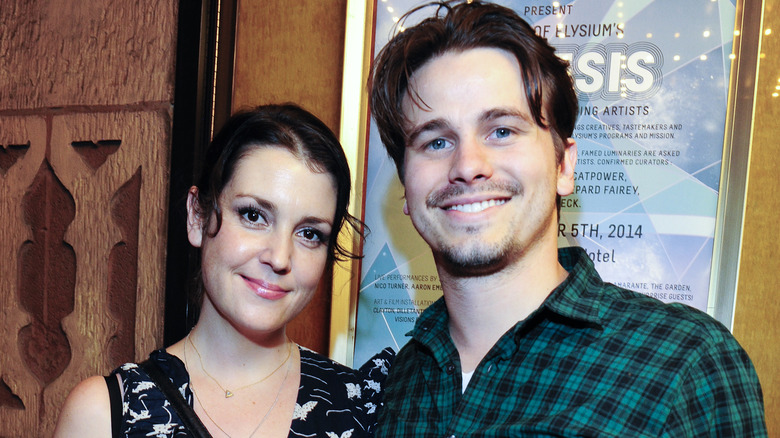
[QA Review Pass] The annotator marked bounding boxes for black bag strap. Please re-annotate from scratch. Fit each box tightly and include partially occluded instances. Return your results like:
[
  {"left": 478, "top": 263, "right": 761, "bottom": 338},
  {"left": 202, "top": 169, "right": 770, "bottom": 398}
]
[
  {"left": 104, "top": 375, "right": 122, "bottom": 438},
  {"left": 139, "top": 359, "right": 213, "bottom": 438}
]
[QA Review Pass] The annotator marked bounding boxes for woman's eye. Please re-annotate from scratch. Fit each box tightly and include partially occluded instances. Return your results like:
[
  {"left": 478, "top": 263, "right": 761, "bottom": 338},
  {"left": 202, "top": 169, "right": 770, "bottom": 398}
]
[
  {"left": 238, "top": 207, "right": 264, "bottom": 224},
  {"left": 298, "top": 228, "right": 328, "bottom": 246}
]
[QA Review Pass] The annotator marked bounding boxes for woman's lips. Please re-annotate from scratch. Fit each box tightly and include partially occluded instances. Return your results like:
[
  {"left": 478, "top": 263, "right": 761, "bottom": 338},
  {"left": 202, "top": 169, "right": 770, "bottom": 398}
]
[{"left": 241, "top": 275, "right": 290, "bottom": 300}]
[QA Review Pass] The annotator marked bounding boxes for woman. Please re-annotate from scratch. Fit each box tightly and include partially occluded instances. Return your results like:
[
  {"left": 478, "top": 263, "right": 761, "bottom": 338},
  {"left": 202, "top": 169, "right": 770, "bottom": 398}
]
[{"left": 54, "top": 104, "right": 393, "bottom": 437}]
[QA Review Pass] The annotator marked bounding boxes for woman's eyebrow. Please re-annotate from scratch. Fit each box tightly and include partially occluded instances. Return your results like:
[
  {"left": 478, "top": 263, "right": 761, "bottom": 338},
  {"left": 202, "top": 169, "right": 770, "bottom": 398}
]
[{"left": 235, "top": 194, "right": 276, "bottom": 213}]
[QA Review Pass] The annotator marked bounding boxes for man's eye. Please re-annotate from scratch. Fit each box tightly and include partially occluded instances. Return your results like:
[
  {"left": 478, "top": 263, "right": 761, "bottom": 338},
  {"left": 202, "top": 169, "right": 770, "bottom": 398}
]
[
  {"left": 426, "top": 138, "right": 450, "bottom": 150},
  {"left": 492, "top": 127, "right": 513, "bottom": 139}
]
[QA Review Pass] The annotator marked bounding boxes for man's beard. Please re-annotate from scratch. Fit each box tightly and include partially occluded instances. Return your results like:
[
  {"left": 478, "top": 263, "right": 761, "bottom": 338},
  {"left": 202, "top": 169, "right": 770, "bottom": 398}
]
[
  {"left": 437, "top": 229, "right": 521, "bottom": 277},
  {"left": 434, "top": 202, "right": 556, "bottom": 278},
  {"left": 422, "top": 178, "right": 557, "bottom": 277}
]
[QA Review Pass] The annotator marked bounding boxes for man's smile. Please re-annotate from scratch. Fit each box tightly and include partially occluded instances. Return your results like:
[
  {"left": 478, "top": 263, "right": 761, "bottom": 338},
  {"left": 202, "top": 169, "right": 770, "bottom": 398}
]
[{"left": 444, "top": 198, "right": 507, "bottom": 213}]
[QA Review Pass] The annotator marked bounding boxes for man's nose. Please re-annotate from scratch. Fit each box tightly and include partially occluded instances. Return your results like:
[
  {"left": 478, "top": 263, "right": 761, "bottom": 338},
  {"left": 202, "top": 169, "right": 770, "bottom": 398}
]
[{"left": 448, "top": 139, "right": 494, "bottom": 184}]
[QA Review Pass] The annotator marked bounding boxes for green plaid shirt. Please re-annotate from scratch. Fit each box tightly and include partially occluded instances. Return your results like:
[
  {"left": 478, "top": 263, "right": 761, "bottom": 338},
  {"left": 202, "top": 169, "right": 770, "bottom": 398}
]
[{"left": 376, "top": 247, "right": 766, "bottom": 437}]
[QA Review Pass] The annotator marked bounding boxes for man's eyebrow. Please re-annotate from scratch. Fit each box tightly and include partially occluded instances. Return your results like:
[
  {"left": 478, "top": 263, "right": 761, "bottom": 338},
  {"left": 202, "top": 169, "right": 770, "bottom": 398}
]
[
  {"left": 479, "top": 107, "right": 534, "bottom": 125},
  {"left": 405, "top": 118, "right": 451, "bottom": 146},
  {"left": 404, "top": 108, "right": 534, "bottom": 146}
]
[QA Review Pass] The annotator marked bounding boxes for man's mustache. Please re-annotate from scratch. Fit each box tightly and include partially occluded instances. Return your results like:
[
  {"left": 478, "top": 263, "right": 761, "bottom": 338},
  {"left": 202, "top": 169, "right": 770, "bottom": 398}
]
[{"left": 426, "top": 181, "right": 523, "bottom": 208}]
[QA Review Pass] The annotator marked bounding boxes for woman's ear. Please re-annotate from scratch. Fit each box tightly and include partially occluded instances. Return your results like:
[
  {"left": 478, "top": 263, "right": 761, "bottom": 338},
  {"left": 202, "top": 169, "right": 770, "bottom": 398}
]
[{"left": 186, "top": 186, "right": 204, "bottom": 248}]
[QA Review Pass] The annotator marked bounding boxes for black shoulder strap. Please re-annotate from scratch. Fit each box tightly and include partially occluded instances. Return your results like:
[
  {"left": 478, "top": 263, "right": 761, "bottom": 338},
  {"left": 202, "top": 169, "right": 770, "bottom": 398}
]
[
  {"left": 104, "top": 375, "right": 122, "bottom": 438},
  {"left": 139, "top": 359, "right": 213, "bottom": 438}
]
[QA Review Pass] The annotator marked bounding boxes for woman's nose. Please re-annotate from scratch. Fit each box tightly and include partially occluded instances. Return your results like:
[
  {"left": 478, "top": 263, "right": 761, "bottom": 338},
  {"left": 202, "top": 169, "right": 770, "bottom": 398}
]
[{"left": 258, "top": 231, "right": 292, "bottom": 274}]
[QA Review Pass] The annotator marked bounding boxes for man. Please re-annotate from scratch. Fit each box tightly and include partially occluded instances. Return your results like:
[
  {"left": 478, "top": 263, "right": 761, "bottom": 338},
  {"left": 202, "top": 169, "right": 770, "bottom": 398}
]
[{"left": 368, "top": 1, "right": 766, "bottom": 436}]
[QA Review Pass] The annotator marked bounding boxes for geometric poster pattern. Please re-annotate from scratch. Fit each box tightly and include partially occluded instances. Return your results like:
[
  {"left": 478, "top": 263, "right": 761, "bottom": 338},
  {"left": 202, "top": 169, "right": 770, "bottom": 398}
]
[{"left": 355, "top": 0, "right": 737, "bottom": 365}]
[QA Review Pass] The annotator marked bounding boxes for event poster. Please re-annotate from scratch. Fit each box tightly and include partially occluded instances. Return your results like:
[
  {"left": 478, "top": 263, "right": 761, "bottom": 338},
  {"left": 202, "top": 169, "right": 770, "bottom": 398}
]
[{"left": 354, "top": 0, "right": 737, "bottom": 365}]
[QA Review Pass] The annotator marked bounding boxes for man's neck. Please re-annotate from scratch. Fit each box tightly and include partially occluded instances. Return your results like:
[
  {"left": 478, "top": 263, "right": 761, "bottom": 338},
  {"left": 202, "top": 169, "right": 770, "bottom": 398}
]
[{"left": 439, "top": 246, "right": 569, "bottom": 372}]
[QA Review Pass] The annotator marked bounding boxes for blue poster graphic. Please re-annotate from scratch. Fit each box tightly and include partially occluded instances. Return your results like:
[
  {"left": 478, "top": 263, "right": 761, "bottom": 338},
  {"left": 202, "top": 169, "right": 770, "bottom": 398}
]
[{"left": 355, "top": 0, "right": 737, "bottom": 365}]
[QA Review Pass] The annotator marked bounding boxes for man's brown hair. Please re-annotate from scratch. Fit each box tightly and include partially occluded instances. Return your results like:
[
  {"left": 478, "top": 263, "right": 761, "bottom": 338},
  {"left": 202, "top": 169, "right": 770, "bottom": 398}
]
[{"left": 369, "top": 0, "right": 578, "bottom": 182}]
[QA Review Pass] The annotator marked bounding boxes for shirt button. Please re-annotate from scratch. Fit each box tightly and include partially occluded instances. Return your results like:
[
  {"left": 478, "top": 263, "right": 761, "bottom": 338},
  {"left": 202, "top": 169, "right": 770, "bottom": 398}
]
[{"left": 445, "top": 364, "right": 456, "bottom": 374}]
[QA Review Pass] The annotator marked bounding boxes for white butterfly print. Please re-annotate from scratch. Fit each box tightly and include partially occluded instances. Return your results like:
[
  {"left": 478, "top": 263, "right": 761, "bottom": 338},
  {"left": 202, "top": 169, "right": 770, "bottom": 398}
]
[
  {"left": 372, "top": 358, "right": 389, "bottom": 375},
  {"left": 294, "top": 401, "right": 318, "bottom": 421},
  {"left": 364, "top": 379, "right": 381, "bottom": 393},
  {"left": 345, "top": 382, "right": 361, "bottom": 399}
]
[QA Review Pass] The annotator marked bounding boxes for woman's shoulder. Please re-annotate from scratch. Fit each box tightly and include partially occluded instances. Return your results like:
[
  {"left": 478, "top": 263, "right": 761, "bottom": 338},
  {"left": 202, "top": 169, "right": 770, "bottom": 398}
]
[
  {"left": 297, "top": 346, "right": 394, "bottom": 411},
  {"left": 113, "top": 349, "right": 188, "bottom": 384},
  {"left": 293, "top": 347, "right": 395, "bottom": 437},
  {"left": 112, "top": 350, "right": 192, "bottom": 436},
  {"left": 356, "top": 347, "right": 395, "bottom": 381},
  {"left": 298, "top": 346, "right": 356, "bottom": 381},
  {"left": 53, "top": 375, "right": 112, "bottom": 437},
  {"left": 299, "top": 346, "right": 394, "bottom": 382}
]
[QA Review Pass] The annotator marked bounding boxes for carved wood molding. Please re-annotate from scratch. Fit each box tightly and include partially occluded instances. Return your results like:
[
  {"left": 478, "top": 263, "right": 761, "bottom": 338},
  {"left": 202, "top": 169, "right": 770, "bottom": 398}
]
[{"left": 0, "top": 110, "right": 170, "bottom": 436}]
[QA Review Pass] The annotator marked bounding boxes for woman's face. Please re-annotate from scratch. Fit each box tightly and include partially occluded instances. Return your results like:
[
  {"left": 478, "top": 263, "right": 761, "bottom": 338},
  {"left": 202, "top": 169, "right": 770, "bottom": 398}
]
[{"left": 187, "top": 146, "right": 337, "bottom": 337}]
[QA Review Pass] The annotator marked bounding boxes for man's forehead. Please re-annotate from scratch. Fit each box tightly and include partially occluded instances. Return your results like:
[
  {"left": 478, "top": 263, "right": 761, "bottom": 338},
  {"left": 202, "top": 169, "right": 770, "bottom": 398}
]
[{"left": 400, "top": 48, "right": 532, "bottom": 124}]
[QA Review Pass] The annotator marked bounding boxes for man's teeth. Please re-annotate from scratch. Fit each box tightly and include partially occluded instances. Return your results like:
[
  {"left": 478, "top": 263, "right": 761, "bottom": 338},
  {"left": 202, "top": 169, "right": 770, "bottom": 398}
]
[{"left": 447, "top": 199, "right": 506, "bottom": 213}]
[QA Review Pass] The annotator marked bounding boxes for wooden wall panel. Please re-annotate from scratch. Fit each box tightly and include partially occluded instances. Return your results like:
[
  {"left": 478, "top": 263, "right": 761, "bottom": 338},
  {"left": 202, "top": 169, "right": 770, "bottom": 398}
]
[
  {"left": 232, "top": 1, "right": 347, "bottom": 130},
  {"left": 0, "top": 110, "right": 172, "bottom": 437},
  {"left": 0, "top": 0, "right": 176, "bottom": 108},
  {"left": 732, "top": 1, "right": 780, "bottom": 433},
  {"left": 0, "top": 1, "right": 177, "bottom": 436},
  {"left": 42, "top": 111, "right": 171, "bottom": 429},
  {"left": 231, "top": 0, "right": 348, "bottom": 354},
  {"left": 0, "top": 115, "right": 49, "bottom": 435}
]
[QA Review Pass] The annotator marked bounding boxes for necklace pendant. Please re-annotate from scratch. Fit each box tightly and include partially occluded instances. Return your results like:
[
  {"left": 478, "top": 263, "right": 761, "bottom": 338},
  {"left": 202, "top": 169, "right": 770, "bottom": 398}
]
[{"left": 225, "top": 390, "right": 233, "bottom": 398}]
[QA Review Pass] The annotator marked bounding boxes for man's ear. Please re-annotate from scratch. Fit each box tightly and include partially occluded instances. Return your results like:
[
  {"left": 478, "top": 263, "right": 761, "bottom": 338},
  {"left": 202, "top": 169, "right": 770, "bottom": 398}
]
[
  {"left": 557, "top": 138, "right": 577, "bottom": 197},
  {"left": 186, "top": 186, "right": 205, "bottom": 248}
]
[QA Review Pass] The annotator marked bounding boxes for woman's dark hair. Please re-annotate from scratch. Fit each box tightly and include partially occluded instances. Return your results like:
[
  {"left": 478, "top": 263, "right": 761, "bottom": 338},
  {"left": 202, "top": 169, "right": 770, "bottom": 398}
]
[
  {"left": 192, "top": 103, "right": 363, "bottom": 262},
  {"left": 188, "top": 103, "right": 364, "bottom": 310},
  {"left": 369, "top": 0, "right": 578, "bottom": 182}
]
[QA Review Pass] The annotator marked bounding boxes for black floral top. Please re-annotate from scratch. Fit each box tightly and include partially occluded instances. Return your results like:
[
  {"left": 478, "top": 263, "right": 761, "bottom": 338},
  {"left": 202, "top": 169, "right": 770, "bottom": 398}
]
[{"left": 113, "top": 346, "right": 394, "bottom": 437}]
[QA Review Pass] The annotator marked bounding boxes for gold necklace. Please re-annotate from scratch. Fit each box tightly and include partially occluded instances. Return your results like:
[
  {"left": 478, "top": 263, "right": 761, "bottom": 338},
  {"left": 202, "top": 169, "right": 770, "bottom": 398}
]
[
  {"left": 184, "top": 336, "right": 293, "bottom": 438},
  {"left": 187, "top": 333, "right": 292, "bottom": 398}
]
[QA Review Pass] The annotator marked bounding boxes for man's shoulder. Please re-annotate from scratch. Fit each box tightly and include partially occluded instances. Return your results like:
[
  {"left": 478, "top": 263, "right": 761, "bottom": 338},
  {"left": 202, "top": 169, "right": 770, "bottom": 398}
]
[
  {"left": 386, "top": 338, "right": 431, "bottom": 380},
  {"left": 558, "top": 247, "right": 734, "bottom": 346},
  {"left": 392, "top": 338, "right": 420, "bottom": 364},
  {"left": 593, "top": 281, "right": 740, "bottom": 354}
]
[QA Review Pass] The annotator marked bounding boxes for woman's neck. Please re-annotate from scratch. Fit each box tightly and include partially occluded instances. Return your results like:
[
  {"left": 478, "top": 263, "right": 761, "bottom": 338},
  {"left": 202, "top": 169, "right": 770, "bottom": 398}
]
[{"left": 183, "top": 302, "right": 292, "bottom": 384}]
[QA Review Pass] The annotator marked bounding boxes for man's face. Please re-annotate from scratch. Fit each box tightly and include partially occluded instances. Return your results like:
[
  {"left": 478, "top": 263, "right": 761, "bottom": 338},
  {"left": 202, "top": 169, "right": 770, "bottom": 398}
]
[{"left": 400, "top": 47, "right": 576, "bottom": 276}]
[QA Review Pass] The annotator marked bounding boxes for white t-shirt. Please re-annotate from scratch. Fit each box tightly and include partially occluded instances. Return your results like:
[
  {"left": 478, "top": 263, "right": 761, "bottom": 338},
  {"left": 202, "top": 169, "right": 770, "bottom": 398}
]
[{"left": 461, "top": 370, "right": 474, "bottom": 393}]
